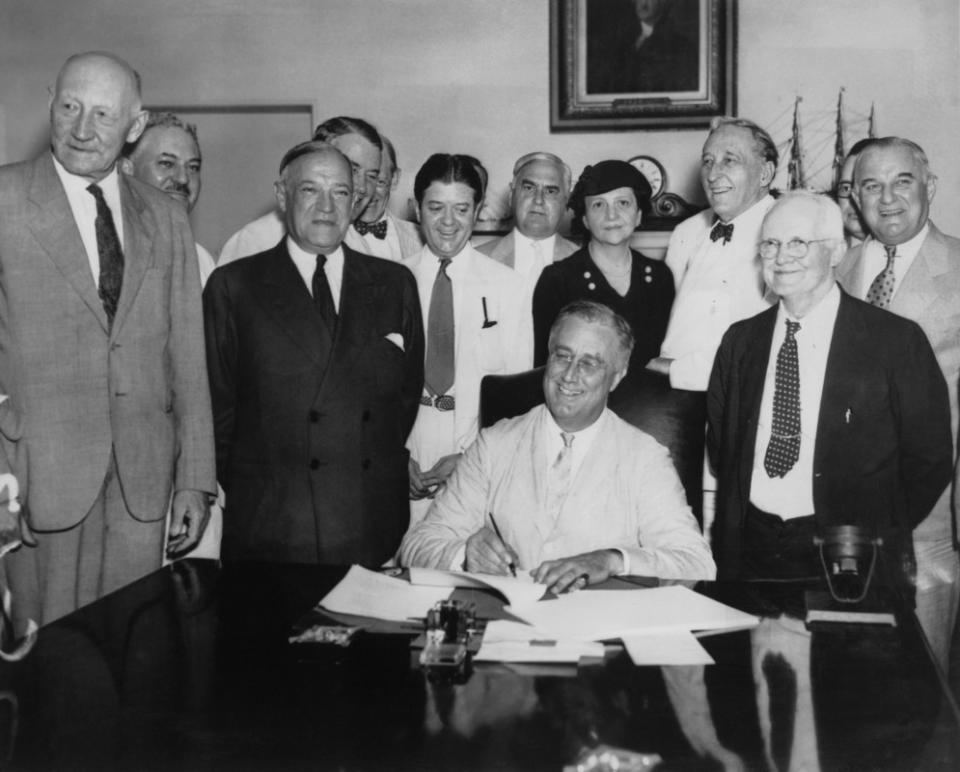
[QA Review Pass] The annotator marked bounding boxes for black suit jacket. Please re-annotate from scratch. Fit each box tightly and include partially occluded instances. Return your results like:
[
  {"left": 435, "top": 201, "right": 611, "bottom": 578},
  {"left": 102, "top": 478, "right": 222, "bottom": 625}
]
[
  {"left": 707, "top": 289, "right": 952, "bottom": 580},
  {"left": 204, "top": 241, "right": 424, "bottom": 564}
]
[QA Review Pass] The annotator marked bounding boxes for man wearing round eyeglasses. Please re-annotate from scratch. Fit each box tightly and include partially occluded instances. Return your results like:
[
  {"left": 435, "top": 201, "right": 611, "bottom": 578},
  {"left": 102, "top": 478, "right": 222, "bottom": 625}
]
[
  {"left": 400, "top": 300, "right": 715, "bottom": 593},
  {"left": 836, "top": 136, "right": 960, "bottom": 672},
  {"left": 834, "top": 139, "right": 874, "bottom": 247},
  {"left": 707, "top": 191, "right": 951, "bottom": 588}
]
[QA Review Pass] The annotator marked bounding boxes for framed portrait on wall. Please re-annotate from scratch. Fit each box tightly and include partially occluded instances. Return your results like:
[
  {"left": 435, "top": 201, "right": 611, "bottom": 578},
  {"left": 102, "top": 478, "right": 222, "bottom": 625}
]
[{"left": 550, "top": 0, "right": 736, "bottom": 131}]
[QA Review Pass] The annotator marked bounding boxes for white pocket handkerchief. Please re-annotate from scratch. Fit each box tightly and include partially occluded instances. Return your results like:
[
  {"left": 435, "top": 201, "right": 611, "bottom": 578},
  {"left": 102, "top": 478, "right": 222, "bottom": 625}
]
[{"left": 384, "top": 332, "right": 405, "bottom": 352}]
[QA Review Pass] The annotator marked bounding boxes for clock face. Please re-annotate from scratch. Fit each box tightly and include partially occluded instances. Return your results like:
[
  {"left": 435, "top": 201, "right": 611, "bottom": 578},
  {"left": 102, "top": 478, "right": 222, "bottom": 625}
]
[{"left": 628, "top": 155, "right": 666, "bottom": 199}]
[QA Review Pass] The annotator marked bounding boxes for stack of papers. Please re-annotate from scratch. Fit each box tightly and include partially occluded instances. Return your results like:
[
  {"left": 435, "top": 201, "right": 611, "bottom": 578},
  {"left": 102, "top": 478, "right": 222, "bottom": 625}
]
[{"left": 317, "top": 566, "right": 760, "bottom": 666}]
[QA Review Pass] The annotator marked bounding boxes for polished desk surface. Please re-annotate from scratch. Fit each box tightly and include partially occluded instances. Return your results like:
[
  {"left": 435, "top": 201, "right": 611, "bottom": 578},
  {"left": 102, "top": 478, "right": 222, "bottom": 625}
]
[{"left": 0, "top": 560, "right": 957, "bottom": 771}]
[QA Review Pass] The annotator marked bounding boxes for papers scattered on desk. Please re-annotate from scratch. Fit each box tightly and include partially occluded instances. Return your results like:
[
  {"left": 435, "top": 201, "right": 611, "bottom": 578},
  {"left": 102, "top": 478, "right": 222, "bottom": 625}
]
[
  {"left": 475, "top": 620, "right": 604, "bottom": 663},
  {"left": 408, "top": 566, "right": 545, "bottom": 608},
  {"left": 621, "top": 631, "right": 714, "bottom": 666},
  {"left": 508, "top": 585, "right": 759, "bottom": 642},
  {"left": 318, "top": 565, "right": 450, "bottom": 622}
]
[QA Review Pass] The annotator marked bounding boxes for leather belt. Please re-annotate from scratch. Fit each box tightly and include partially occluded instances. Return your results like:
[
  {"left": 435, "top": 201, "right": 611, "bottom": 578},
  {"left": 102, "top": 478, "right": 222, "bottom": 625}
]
[{"left": 420, "top": 394, "right": 455, "bottom": 411}]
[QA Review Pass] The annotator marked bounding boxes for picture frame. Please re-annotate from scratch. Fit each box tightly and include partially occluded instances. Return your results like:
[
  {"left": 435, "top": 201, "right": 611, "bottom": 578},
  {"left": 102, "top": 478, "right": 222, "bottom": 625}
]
[{"left": 550, "top": 0, "right": 736, "bottom": 131}]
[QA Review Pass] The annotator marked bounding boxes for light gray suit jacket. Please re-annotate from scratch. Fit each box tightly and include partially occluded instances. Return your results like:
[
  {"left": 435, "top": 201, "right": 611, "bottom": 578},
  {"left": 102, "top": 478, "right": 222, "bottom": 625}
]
[
  {"left": 837, "top": 223, "right": 960, "bottom": 542},
  {"left": 0, "top": 154, "right": 216, "bottom": 530},
  {"left": 476, "top": 229, "right": 579, "bottom": 269}
]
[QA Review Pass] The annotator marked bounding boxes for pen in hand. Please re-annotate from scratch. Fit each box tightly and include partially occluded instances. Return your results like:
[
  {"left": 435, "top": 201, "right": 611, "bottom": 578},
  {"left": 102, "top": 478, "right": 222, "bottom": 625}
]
[{"left": 487, "top": 512, "right": 517, "bottom": 577}]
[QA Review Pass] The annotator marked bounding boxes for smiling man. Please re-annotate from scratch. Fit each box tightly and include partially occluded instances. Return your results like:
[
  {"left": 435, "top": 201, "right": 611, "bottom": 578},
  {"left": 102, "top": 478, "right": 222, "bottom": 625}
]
[
  {"left": 400, "top": 300, "right": 715, "bottom": 592},
  {"left": 836, "top": 137, "right": 960, "bottom": 671},
  {"left": 649, "top": 117, "right": 778, "bottom": 391},
  {"left": 708, "top": 192, "right": 951, "bottom": 591},
  {"left": 204, "top": 140, "right": 424, "bottom": 564},
  {"left": 120, "top": 112, "right": 216, "bottom": 285},
  {"left": 0, "top": 51, "right": 215, "bottom": 626}
]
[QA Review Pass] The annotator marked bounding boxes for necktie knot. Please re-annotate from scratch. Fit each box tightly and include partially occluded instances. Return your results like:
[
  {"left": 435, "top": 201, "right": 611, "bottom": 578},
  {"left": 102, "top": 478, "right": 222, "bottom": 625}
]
[
  {"left": 785, "top": 319, "right": 801, "bottom": 339},
  {"left": 710, "top": 220, "right": 734, "bottom": 244},
  {"left": 86, "top": 183, "right": 105, "bottom": 203},
  {"left": 316, "top": 254, "right": 327, "bottom": 270},
  {"left": 438, "top": 258, "right": 452, "bottom": 276},
  {"left": 883, "top": 244, "right": 897, "bottom": 263},
  {"left": 560, "top": 432, "right": 574, "bottom": 449},
  {"left": 355, "top": 219, "right": 388, "bottom": 239}
]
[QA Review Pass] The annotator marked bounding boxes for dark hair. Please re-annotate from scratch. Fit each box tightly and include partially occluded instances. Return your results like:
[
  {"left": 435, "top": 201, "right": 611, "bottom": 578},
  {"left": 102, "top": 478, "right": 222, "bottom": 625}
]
[
  {"left": 312, "top": 116, "right": 382, "bottom": 152},
  {"left": 548, "top": 300, "right": 634, "bottom": 367},
  {"left": 413, "top": 153, "right": 486, "bottom": 206},
  {"left": 568, "top": 159, "right": 653, "bottom": 222}
]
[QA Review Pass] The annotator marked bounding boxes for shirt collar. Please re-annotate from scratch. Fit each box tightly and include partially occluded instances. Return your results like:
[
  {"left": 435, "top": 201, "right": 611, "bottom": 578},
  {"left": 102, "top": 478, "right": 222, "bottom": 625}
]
[
  {"left": 777, "top": 281, "right": 841, "bottom": 331},
  {"left": 867, "top": 221, "right": 930, "bottom": 262},
  {"left": 543, "top": 404, "right": 607, "bottom": 446},
  {"left": 423, "top": 245, "right": 470, "bottom": 280},
  {"left": 286, "top": 235, "right": 344, "bottom": 271},
  {"left": 52, "top": 153, "right": 121, "bottom": 200},
  {"left": 514, "top": 229, "right": 556, "bottom": 253}
]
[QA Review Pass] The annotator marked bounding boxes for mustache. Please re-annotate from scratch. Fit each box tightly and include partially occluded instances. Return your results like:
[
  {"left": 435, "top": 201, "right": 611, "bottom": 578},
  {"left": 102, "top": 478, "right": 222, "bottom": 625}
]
[{"left": 167, "top": 182, "right": 191, "bottom": 197}]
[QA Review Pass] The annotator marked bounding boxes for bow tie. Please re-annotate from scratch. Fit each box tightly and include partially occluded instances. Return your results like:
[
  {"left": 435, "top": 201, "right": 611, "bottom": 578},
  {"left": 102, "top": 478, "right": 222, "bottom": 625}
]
[
  {"left": 710, "top": 220, "right": 734, "bottom": 244},
  {"left": 354, "top": 219, "right": 388, "bottom": 239}
]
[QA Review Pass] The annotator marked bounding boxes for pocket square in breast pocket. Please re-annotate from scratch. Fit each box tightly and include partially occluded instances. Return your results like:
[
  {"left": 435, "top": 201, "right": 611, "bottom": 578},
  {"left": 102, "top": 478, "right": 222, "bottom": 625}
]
[{"left": 384, "top": 332, "right": 405, "bottom": 352}]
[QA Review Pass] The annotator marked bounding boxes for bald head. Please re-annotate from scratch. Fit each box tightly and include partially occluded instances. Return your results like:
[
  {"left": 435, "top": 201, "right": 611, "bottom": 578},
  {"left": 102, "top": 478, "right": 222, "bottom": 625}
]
[{"left": 50, "top": 52, "right": 147, "bottom": 182}]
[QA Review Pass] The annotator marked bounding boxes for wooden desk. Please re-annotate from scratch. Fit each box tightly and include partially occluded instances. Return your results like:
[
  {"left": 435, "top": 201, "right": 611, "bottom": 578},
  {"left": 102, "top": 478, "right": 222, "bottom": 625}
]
[{"left": 1, "top": 560, "right": 957, "bottom": 771}]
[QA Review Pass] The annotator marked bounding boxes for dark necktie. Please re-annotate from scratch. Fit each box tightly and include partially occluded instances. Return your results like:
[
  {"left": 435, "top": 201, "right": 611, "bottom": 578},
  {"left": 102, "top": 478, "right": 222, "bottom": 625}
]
[
  {"left": 354, "top": 219, "right": 388, "bottom": 239},
  {"left": 425, "top": 258, "right": 454, "bottom": 397},
  {"left": 311, "top": 255, "right": 337, "bottom": 330},
  {"left": 710, "top": 219, "right": 734, "bottom": 244},
  {"left": 865, "top": 244, "right": 897, "bottom": 308},
  {"left": 764, "top": 320, "right": 801, "bottom": 478},
  {"left": 87, "top": 183, "right": 124, "bottom": 327}
]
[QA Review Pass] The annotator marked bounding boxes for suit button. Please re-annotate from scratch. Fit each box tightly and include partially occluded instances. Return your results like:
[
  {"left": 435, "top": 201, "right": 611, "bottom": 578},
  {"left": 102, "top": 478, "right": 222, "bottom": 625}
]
[
  {"left": 310, "top": 459, "right": 320, "bottom": 470},
  {"left": 362, "top": 459, "right": 371, "bottom": 470},
  {"left": 362, "top": 410, "right": 371, "bottom": 422},
  {"left": 309, "top": 410, "right": 320, "bottom": 423}
]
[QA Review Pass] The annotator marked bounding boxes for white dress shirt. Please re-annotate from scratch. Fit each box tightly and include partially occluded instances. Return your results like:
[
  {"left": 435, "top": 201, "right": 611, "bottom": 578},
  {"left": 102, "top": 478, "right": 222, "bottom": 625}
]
[
  {"left": 750, "top": 284, "right": 841, "bottom": 519},
  {"left": 52, "top": 156, "right": 125, "bottom": 287},
  {"left": 286, "top": 237, "right": 344, "bottom": 311},
  {"left": 661, "top": 196, "right": 775, "bottom": 390}
]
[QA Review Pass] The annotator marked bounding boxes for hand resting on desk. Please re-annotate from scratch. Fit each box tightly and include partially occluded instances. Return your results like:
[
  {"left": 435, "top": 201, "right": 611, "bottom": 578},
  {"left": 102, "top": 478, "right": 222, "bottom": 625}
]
[{"left": 532, "top": 549, "right": 623, "bottom": 595}]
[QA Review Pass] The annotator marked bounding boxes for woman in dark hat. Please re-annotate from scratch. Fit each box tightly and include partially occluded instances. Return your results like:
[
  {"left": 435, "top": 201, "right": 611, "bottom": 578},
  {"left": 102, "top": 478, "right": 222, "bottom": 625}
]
[{"left": 532, "top": 159, "right": 674, "bottom": 374}]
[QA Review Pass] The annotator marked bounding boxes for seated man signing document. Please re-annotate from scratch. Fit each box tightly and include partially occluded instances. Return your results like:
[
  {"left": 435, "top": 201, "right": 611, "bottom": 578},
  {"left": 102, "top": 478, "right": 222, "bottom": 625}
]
[{"left": 400, "top": 300, "right": 715, "bottom": 592}]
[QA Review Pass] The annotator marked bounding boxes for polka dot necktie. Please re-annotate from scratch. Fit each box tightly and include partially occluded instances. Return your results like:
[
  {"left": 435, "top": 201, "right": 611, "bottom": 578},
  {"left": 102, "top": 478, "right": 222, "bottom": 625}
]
[
  {"left": 764, "top": 320, "right": 801, "bottom": 478},
  {"left": 865, "top": 244, "right": 897, "bottom": 308}
]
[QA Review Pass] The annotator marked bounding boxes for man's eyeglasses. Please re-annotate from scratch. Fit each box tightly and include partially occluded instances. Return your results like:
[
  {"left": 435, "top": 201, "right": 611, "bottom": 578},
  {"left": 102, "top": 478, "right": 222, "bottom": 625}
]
[
  {"left": 835, "top": 181, "right": 853, "bottom": 199},
  {"left": 759, "top": 238, "right": 833, "bottom": 261},
  {"left": 547, "top": 350, "right": 605, "bottom": 377}
]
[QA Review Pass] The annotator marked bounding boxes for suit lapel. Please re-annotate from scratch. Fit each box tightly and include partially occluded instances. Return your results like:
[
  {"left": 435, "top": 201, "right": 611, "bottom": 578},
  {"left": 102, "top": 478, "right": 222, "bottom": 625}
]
[
  {"left": 26, "top": 155, "right": 109, "bottom": 332},
  {"left": 738, "top": 308, "right": 777, "bottom": 496},
  {"left": 111, "top": 174, "right": 153, "bottom": 335},
  {"left": 891, "top": 226, "right": 948, "bottom": 320},
  {"left": 255, "top": 242, "right": 331, "bottom": 366}
]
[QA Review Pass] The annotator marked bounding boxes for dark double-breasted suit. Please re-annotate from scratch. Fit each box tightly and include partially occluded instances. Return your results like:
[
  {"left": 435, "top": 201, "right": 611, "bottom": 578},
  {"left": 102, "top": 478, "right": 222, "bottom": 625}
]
[
  {"left": 204, "top": 241, "right": 424, "bottom": 564},
  {"left": 707, "top": 290, "right": 953, "bottom": 581}
]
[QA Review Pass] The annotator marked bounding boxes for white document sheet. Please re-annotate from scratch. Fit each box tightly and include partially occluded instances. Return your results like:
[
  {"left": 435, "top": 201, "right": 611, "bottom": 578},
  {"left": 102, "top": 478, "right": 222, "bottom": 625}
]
[
  {"left": 508, "top": 585, "right": 759, "bottom": 642},
  {"left": 475, "top": 619, "right": 604, "bottom": 663},
  {"left": 622, "top": 631, "right": 715, "bottom": 666},
  {"left": 318, "top": 565, "right": 451, "bottom": 622},
  {"left": 408, "top": 566, "right": 546, "bottom": 608}
]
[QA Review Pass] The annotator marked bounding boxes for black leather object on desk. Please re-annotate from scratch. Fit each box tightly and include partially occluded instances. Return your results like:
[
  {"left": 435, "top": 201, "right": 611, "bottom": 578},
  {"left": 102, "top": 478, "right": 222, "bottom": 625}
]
[
  {"left": 480, "top": 367, "right": 706, "bottom": 523},
  {"left": 0, "top": 559, "right": 956, "bottom": 771}
]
